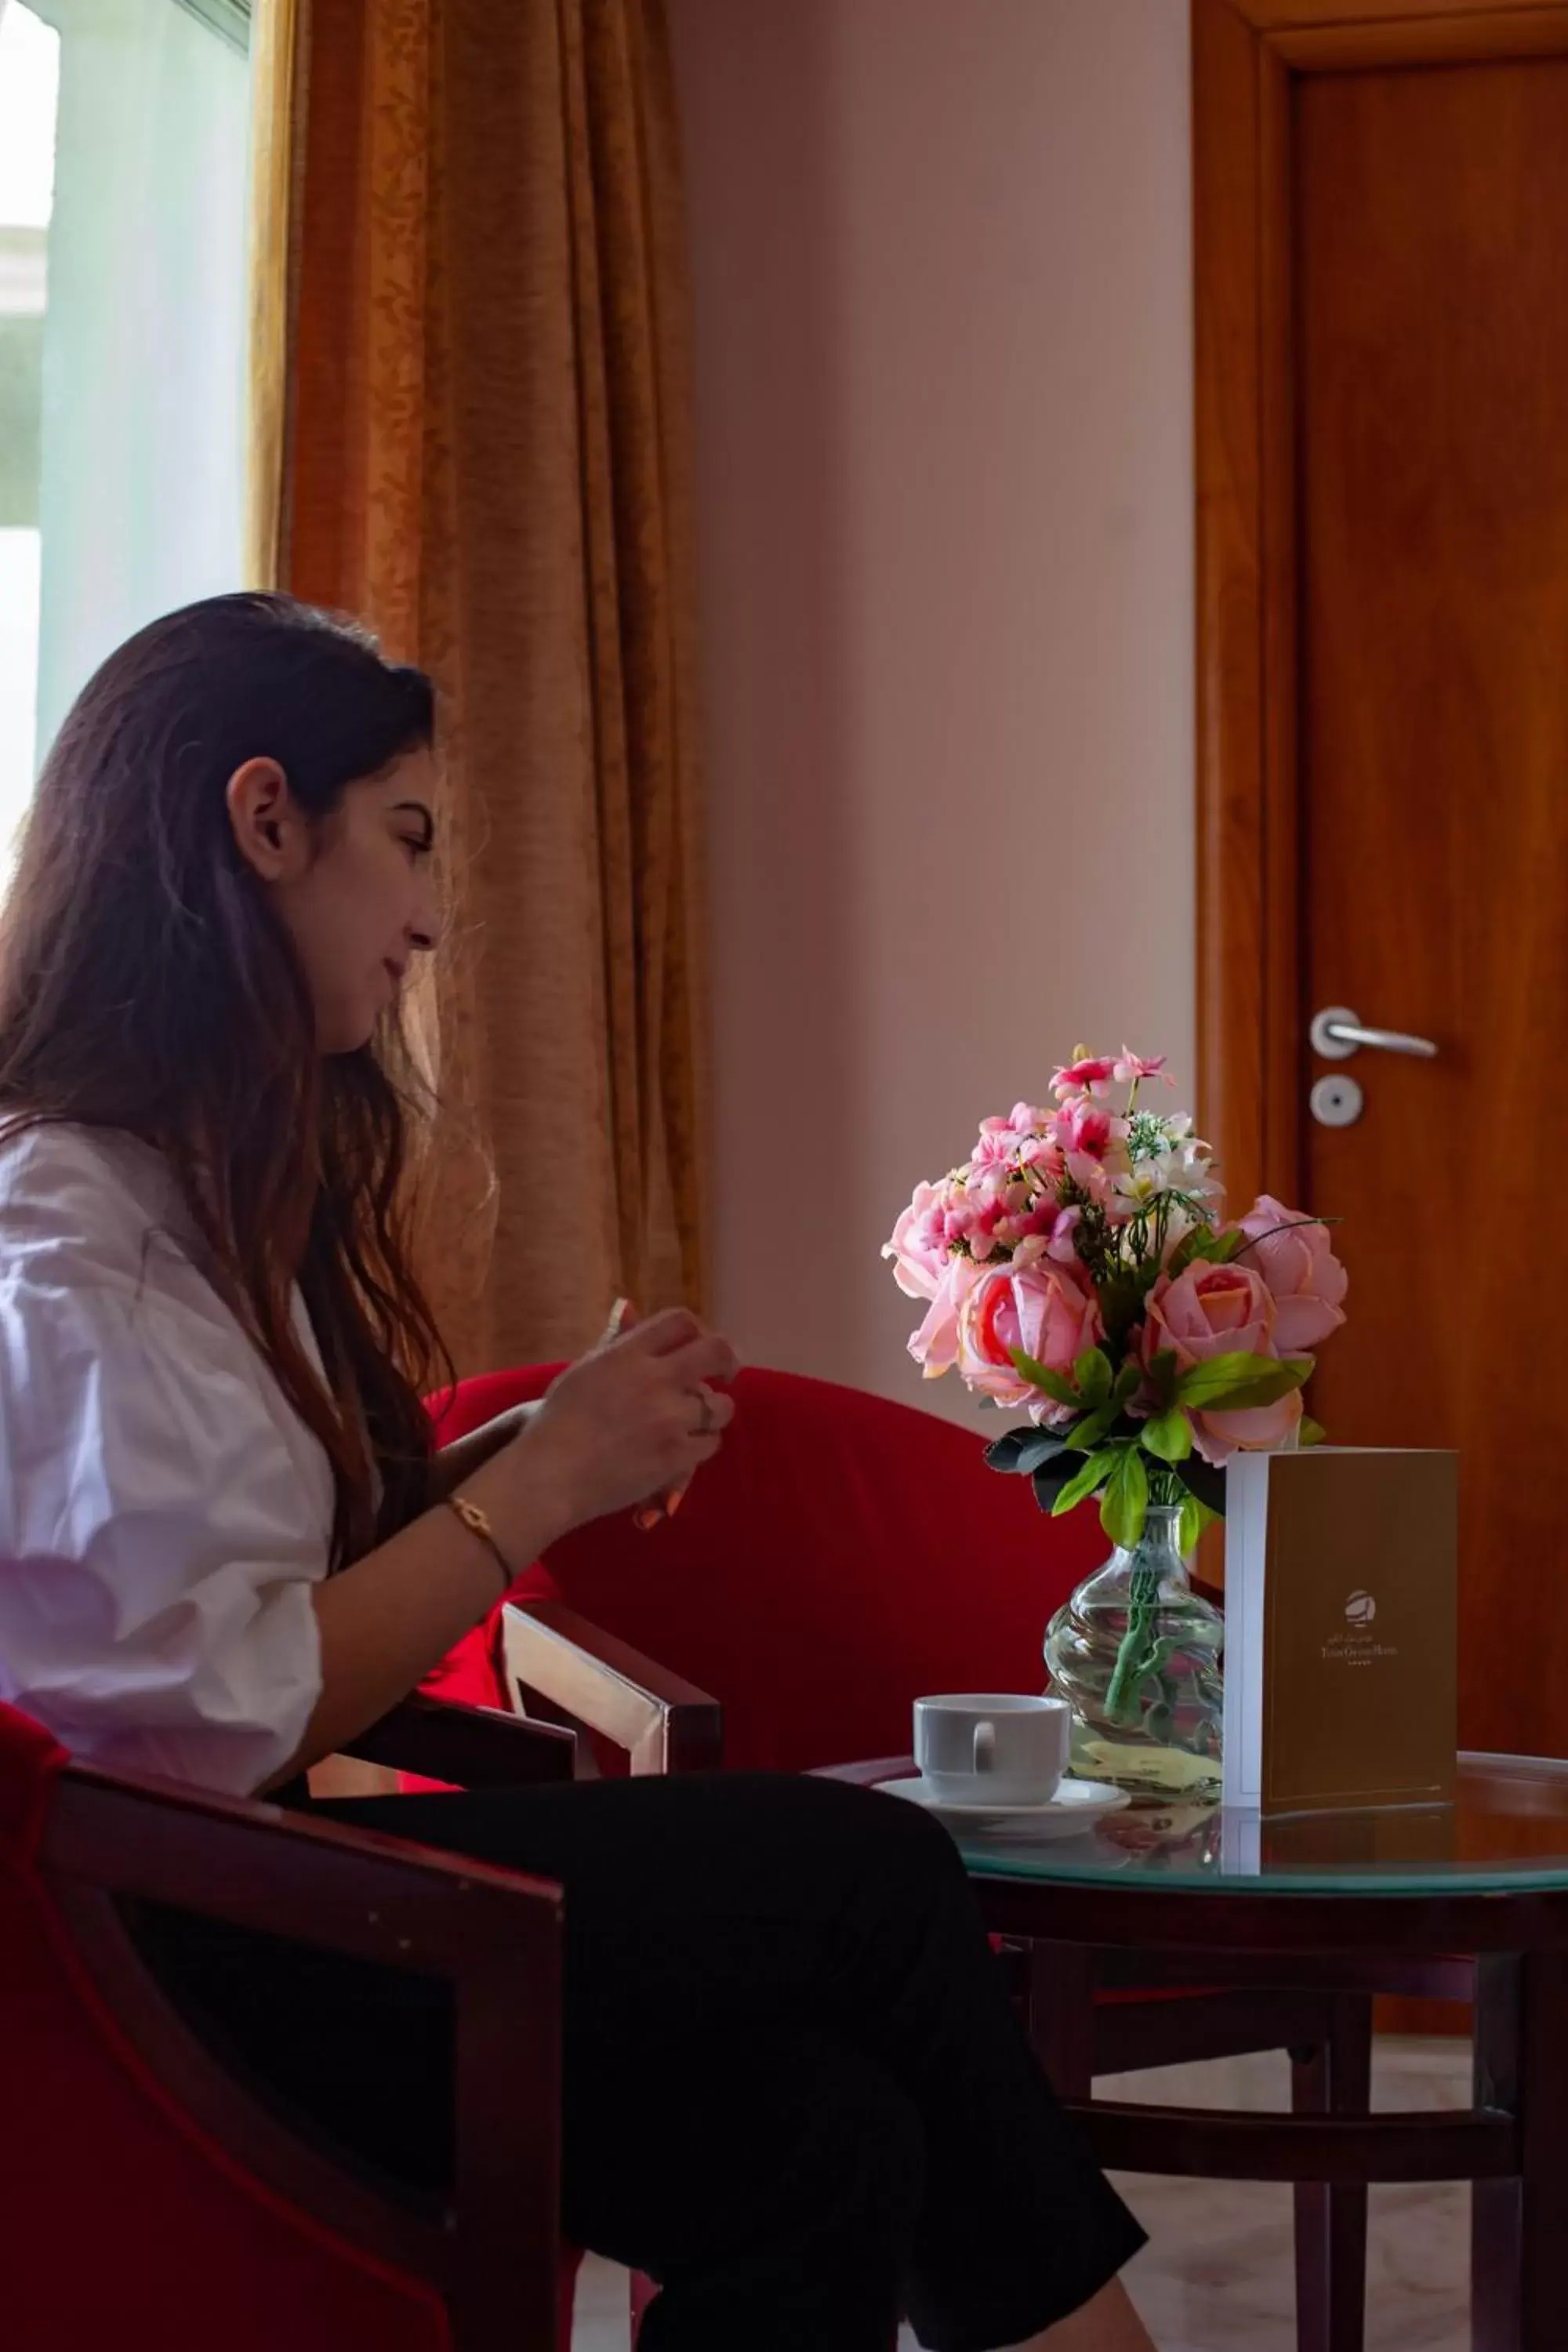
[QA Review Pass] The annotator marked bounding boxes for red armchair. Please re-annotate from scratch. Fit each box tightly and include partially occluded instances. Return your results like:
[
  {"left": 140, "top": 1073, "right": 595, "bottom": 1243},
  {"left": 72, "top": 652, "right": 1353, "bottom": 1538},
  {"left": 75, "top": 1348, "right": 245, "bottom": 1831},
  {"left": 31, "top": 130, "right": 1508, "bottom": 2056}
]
[
  {"left": 430, "top": 1361, "right": 1116, "bottom": 1773},
  {"left": 431, "top": 1363, "right": 1375, "bottom": 2352},
  {"left": 432, "top": 1374, "right": 1373, "bottom": 2089},
  {"left": 0, "top": 1691, "right": 574, "bottom": 2350}
]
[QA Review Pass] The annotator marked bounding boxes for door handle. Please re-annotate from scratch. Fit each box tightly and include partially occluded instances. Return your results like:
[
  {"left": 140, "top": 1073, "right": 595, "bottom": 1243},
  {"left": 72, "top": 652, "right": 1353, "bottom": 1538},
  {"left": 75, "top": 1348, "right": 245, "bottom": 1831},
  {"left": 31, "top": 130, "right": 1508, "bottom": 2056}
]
[{"left": 1309, "top": 1005, "right": 1438, "bottom": 1062}]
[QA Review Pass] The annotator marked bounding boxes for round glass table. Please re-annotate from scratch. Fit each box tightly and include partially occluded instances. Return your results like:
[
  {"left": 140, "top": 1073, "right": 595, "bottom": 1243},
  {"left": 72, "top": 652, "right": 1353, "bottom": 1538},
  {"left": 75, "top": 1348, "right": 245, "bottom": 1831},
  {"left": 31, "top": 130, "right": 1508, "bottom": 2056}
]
[
  {"left": 884, "top": 1751, "right": 1568, "bottom": 1895},
  {"left": 823, "top": 1753, "right": 1568, "bottom": 2352}
]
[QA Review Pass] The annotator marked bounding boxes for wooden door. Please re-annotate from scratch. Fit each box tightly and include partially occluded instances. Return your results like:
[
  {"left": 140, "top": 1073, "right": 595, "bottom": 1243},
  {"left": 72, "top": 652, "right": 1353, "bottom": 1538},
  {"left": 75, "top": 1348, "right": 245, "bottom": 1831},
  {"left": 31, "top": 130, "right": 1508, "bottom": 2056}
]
[{"left": 1197, "top": 0, "right": 1568, "bottom": 1769}]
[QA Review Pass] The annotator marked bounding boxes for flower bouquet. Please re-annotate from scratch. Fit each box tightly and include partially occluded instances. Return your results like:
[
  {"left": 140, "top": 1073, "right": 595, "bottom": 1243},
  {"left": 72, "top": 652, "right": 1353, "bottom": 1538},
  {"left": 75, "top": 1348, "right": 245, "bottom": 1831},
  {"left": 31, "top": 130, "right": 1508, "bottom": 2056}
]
[{"left": 884, "top": 1048, "right": 1348, "bottom": 1793}]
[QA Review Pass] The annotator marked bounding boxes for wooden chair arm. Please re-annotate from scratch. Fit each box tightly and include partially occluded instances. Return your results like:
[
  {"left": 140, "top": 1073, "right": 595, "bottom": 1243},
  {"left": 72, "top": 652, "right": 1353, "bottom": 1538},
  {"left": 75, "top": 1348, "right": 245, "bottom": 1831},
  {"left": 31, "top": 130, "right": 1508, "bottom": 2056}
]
[
  {"left": 502, "top": 1599, "right": 724, "bottom": 1776},
  {"left": 42, "top": 1763, "right": 563, "bottom": 2348},
  {"left": 343, "top": 1690, "right": 576, "bottom": 1786},
  {"left": 47, "top": 1759, "right": 560, "bottom": 1982}
]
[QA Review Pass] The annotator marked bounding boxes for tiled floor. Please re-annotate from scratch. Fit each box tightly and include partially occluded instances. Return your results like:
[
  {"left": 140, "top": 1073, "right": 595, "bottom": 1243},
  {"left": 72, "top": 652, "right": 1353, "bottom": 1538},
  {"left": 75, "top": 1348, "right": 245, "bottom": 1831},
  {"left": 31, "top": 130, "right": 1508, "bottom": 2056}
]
[{"left": 571, "top": 2038, "right": 1472, "bottom": 2350}]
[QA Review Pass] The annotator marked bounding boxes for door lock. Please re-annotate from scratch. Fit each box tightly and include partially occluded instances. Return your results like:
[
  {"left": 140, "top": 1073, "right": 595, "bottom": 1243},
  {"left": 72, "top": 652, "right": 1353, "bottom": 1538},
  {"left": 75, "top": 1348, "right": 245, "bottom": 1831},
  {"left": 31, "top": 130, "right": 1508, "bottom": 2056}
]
[{"left": 1310, "top": 1073, "right": 1363, "bottom": 1128}]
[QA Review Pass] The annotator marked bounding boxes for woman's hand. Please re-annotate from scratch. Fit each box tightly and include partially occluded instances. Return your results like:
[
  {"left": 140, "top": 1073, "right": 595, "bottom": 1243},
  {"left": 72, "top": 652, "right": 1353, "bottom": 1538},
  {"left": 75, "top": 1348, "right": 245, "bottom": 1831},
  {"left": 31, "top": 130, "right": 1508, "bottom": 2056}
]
[{"left": 478, "top": 1308, "right": 739, "bottom": 1548}]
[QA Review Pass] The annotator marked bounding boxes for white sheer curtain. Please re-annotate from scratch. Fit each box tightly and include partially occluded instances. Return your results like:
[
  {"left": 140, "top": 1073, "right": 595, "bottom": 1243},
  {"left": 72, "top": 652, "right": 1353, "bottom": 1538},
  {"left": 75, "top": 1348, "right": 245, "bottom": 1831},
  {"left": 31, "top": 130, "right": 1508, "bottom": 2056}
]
[
  {"left": 30, "top": 0, "right": 249, "bottom": 758},
  {"left": 0, "top": 0, "right": 57, "bottom": 833}
]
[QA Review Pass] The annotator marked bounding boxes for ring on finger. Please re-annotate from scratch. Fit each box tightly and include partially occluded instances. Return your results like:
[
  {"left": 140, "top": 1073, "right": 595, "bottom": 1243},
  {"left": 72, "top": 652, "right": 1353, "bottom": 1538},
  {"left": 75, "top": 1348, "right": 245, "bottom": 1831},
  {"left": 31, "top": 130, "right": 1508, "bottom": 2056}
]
[{"left": 691, "top": 1388, "right": 719, "bottom": 1437}]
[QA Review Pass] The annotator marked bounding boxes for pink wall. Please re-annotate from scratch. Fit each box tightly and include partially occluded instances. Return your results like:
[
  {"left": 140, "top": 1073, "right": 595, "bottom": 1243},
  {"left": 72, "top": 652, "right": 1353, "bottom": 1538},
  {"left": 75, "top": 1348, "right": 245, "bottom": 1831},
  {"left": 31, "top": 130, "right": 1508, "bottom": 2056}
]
[{"left": 667, "top": 0, "right": 1195, "bottom": 1421}]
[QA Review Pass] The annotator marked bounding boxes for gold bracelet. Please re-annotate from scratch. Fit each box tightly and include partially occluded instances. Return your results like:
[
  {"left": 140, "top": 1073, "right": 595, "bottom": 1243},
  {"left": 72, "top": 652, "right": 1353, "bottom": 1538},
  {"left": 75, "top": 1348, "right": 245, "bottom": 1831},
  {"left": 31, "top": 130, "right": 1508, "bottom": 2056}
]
[{"left": 445, "top": 1490, "right": 514, "bottom": 1596}]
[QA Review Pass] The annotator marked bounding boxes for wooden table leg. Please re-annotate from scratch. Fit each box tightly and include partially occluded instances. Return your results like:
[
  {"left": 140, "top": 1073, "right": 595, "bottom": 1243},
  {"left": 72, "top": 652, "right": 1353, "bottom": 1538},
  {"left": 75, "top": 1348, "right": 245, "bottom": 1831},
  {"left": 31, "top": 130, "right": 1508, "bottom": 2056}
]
[
  {"left": 1291, "top": 1992, "right": 1372, "bottom": 2352},
  {"left": 1473, "top": 1951, "right": 1568, "bottom": 2352}
]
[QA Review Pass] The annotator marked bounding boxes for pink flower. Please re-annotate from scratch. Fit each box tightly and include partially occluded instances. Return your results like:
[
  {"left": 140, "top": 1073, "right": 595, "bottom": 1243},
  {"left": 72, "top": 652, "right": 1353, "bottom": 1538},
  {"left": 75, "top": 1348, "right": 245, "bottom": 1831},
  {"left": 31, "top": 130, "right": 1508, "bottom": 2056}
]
[
  {"left": 1144, "top": 1260, "right": 1301, "bottom": 1466},
  {"left": 1052, "top": 1099, "right": 1131, "bottom": 1205},
  {"left": 1236, "top": 1196, "right": 1348, "bottom": 1352},
  {"left": 956, "top": 1260, "right": 1104, "bottom": 1417},
  {"left": 882, "top": 1181, "right": 956, "bottom": 1301},
  {"left": 1114, "top": 1048, "right": 1172, "bottom": 1086},
  {"left": 971, "top": 1128, "right": 1016, "bottom": 1171},
  {"left": 1055, "top": 1101, "right": 1120, "bottom": 1161},
  {"left": 1000, "top": 1196, "right": 1082, "bottom": 1264},
  {"left": 908, "top": 1258, "right": 983, "bottom": 1380},
  {"left": 960, "top": 1167, "right": 1018, "bottom": 1262},
  {"left": 1015, "top": 1133, "right": 1066, "bottom": 1183},
  {"left": 941, "top": 1188, "right": 981, "bottom": 1247},
  {"left": 1052, "top": 1054, "right": 1120, "bottom": 1102},
  {"left": 975, "top": 1103, "right": 1053, "bottom": 1163}
]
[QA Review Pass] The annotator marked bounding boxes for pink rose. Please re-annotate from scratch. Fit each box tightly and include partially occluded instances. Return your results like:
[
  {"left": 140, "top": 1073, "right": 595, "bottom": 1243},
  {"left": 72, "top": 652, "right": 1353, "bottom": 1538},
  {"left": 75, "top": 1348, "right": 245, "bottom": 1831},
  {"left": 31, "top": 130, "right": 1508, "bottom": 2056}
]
[
  {"left": 1144, "top": 1260, "right": 1301, "bottom": 1466},
  {"left": 1236, "top": 1196, "right": 1348, "bottom": 1352},
  {"left": 908, "top": 1257, "right": 983, "bottom": 1380},
  {"left": 882, "top": 1181, "right": 955, "bottom": 1301},
  {"left": 956, "top": 1260, "right": 1104, "bottom": 1418}
]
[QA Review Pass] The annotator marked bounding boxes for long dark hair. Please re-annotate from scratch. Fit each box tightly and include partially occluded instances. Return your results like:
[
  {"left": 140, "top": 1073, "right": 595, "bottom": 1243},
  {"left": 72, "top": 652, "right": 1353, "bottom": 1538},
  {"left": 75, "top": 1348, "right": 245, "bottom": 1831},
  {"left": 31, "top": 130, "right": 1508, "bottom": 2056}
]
[{"left": 0, "top": 592, "right": 451, "bottom": 1563}]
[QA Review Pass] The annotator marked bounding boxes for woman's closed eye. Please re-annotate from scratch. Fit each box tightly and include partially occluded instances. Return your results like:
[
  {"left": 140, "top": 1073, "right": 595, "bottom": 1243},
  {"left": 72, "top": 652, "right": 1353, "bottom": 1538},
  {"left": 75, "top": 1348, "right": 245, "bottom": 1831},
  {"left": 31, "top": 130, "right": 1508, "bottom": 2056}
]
[{"left": 393, "top": 800, "right": 435, "bottom": 860}]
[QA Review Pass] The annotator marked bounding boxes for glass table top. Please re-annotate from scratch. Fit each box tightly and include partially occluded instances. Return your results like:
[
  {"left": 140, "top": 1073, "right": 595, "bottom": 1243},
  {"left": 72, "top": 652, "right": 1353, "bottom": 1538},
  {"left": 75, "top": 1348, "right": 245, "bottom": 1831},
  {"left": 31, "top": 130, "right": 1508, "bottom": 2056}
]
[{"left": 881, "top": 1755, "right": 1568, "bottom": 1896}]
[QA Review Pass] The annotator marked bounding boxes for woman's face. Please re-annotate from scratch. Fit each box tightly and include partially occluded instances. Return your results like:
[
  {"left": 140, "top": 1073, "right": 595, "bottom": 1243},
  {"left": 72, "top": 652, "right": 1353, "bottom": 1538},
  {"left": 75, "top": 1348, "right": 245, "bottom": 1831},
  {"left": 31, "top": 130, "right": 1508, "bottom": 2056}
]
[{"left": 227, "top": 746, "right": 441, "bottom": 1054}]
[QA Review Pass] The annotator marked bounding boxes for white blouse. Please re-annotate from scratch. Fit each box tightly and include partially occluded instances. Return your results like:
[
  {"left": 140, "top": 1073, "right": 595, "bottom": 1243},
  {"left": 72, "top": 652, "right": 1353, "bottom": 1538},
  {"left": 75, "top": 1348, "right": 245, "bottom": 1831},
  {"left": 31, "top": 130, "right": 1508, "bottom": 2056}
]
[{"left": 0, "top": 1121, "right": 331, "bottom": 1794}]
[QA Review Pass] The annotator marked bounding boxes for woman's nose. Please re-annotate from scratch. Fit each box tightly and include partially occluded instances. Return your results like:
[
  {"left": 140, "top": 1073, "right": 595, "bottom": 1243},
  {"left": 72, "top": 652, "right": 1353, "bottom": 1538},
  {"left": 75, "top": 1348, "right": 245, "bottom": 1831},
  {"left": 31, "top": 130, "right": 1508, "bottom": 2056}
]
[{"left": 408, "top": 873, "right": 440, "bottom": 954}]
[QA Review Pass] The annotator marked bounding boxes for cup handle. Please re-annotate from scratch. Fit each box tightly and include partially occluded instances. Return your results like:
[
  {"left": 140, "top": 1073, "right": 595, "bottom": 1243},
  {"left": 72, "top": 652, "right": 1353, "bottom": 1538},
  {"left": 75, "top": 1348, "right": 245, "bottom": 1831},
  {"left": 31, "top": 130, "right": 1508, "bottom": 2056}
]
[{"left": 972, "top": 1721, "right": 996, "bottom": 1775}]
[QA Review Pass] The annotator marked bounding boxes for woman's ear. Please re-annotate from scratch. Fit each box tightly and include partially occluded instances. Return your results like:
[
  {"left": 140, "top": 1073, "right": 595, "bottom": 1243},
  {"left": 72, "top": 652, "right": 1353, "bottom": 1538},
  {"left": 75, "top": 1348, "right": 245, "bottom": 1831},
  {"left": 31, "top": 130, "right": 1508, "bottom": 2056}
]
[{"left": 226, "top": 757, "right": 308, "bottom": 880}]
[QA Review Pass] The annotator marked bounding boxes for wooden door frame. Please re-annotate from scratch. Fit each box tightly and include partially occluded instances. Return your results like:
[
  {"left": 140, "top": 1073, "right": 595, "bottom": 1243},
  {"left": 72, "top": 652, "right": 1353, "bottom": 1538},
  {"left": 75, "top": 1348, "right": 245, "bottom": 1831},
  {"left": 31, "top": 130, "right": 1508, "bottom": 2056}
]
[{"left": 1192, "top": 0, "right": 1568, "bottom": 1206}]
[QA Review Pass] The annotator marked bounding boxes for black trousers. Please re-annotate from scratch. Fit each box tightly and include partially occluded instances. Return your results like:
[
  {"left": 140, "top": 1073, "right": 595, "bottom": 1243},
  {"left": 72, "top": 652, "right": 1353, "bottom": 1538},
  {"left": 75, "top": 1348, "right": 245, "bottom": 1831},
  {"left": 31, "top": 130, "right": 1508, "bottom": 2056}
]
[{"left": 134, "top": 1772, "right": 1144, "bottom": 2351}]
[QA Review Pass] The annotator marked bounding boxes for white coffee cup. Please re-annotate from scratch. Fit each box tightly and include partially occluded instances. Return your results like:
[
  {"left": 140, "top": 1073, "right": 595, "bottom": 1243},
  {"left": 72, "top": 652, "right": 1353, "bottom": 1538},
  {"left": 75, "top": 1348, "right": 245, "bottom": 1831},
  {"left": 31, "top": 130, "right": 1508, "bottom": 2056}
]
[{"left": 913, "top": 1693, "right": 1070, "bottom": 1807}]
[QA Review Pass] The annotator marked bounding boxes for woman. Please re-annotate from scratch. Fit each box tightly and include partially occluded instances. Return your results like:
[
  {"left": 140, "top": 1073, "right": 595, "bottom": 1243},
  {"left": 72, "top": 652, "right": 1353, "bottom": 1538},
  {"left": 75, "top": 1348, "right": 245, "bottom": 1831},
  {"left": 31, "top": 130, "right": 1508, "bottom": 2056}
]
[{"left": 0, "top": 595, "right": 1152, "bottom": 2352}]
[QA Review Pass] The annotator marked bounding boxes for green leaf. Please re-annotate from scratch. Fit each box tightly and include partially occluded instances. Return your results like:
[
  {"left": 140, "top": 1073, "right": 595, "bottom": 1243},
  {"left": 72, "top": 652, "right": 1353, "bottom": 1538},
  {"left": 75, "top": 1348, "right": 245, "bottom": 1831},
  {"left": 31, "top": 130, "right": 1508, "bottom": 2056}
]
[
  {"left": 1064, "top": 1401, "right": 1121, "bottom": 1454},
  {"left": 1145, "top": 1349, "right": 1180, "bottom": 1412},
  {"left": 1193, "top": 1356, "right": 1316, "bottom": 1413},
  {"left": 1007, "top": 1348, "right": 1080, "bottom": 1410},
  {"left": 1164, "top": 1230, "right": 1201, "bottom": 1280},
  {"left": 1073, "top": 1347, "right": 1112, "bottom": 1407},
  {"left": 1098, "top": 1276, "right": 1145, "bottom": 1347},
  {"left": 1200, "top": 1369, "right": 1309, "bottom": 1412},
  {"left": 1142, "top": 1408, "right": 1193, "bottom": 1464},
  {"left": 1172, "top": 1453, "right": 1227, "bottom": 1515},
  {"left": 1051, "top": 1448, "right": 1120, "bottom": 1517},
  {"left": 1031, "top": 1457, "right": 1080, "bottom": 1513},
  {"left": 1299, "top": 1417, "right": 1327, "bottom": 1448},
  {"left": 1111, "top": 1359, "right": 1143, "bottom": 1407},
  {"left": 985, "top": 1428, "right": 1070, "bottom": 1476},
  {"left": 1167, "top": 1224, "right": 1237, "bottom": 1275},
  {"left": 1100, "top": 1445, "right": 1150, "bottom": 1549},
  {"left": 1174, "top": 1352, "right": 1309, "bottom": 1410},
  {"left": 1178, "top": 1494, "right": 1219, "bottom": 1557}
]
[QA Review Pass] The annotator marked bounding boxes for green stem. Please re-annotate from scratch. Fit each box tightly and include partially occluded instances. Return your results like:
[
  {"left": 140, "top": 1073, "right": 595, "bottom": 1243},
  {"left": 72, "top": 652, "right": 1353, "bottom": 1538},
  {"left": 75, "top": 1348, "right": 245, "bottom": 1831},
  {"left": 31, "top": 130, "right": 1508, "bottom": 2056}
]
[{"left": 1104, "top": 1559, "right": 1163, "bottom": 1727}]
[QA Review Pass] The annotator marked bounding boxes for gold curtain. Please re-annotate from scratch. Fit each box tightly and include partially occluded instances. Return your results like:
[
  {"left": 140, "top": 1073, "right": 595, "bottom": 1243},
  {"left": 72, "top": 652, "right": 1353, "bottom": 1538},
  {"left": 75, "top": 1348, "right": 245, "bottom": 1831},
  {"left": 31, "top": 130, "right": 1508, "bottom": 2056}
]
[{"left": 246, "top": 0, "right": 710, "bottom": 1375}]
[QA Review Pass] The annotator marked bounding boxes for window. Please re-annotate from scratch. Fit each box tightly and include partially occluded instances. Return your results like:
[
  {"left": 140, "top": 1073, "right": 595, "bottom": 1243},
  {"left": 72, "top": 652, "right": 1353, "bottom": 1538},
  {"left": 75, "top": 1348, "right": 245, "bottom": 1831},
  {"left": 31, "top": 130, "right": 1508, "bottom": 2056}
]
[{"left": 0, "top": 0, "right": 251, "bottom": 849}]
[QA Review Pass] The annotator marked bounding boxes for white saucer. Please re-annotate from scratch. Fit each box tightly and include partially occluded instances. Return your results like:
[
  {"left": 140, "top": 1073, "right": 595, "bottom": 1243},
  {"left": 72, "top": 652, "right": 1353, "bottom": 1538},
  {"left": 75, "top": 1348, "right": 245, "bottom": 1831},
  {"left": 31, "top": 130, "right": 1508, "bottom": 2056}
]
[{"left": 879, "top": 1775, "right": 1130, "bottom": 1838}]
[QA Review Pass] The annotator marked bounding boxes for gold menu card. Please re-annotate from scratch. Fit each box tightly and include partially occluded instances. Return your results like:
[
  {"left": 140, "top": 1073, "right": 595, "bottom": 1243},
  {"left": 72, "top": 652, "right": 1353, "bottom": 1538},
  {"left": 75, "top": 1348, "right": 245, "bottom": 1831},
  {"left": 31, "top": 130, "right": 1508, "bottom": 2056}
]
[{"left": 1221, "top": 1449, "right": 1457, "bottom": 1818}]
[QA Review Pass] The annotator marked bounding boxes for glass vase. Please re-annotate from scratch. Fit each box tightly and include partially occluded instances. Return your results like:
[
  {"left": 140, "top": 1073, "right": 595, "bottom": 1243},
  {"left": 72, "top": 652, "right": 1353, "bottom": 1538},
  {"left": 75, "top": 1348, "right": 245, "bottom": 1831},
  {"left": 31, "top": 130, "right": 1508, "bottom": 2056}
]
[{"left": 1043, "top": 1502, "right": 1224, "bottom": 1800}]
